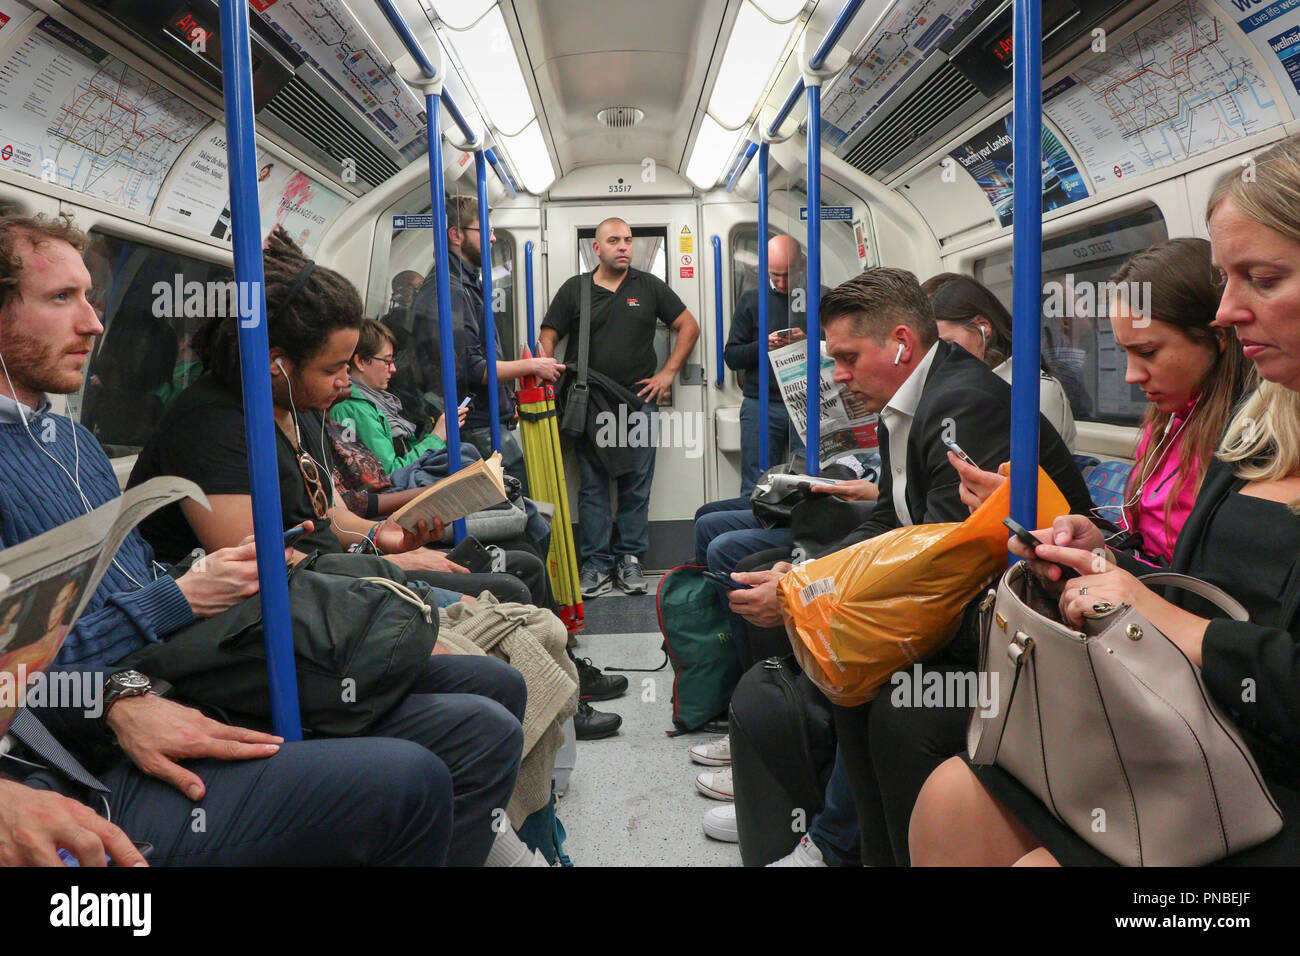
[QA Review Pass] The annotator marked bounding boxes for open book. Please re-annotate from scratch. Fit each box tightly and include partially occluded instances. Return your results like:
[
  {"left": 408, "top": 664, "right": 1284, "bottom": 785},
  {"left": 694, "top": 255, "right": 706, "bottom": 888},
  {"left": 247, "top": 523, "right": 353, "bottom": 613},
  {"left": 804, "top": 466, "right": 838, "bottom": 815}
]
[
  {"left": 0, "top": 477, "right": 206, "bottom": 737},
  {"left": 389, "top": 452, "right": 509, "bottom": 531}
]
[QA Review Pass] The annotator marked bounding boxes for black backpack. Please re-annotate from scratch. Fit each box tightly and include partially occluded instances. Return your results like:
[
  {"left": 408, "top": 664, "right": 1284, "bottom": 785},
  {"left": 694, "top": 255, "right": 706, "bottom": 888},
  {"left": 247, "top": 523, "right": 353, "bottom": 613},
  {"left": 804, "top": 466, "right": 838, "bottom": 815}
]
[
  {"left": 730, "top": 655, "right": 837, "bottom": 866},
  {"left": 125, "top": 552, "right": 438, "bottom": 736}
]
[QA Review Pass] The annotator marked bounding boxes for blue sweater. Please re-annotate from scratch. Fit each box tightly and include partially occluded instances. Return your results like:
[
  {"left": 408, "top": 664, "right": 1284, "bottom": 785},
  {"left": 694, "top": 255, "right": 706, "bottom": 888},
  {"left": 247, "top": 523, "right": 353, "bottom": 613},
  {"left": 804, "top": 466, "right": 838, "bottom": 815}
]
[{"left": 0, "top": 414, "right": 194, "bottom": 669}]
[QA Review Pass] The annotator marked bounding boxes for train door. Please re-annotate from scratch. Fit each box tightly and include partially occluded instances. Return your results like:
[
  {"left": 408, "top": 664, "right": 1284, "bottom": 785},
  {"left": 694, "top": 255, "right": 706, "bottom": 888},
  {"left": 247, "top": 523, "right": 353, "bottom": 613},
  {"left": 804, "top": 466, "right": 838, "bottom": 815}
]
[{"left": 543, "top": 201, "right": 707, "bottom": 571}]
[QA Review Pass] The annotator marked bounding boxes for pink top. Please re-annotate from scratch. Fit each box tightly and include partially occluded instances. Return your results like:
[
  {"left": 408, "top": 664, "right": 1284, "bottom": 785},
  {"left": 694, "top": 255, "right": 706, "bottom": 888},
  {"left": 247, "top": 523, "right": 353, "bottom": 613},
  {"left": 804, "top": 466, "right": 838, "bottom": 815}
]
[{"left": 1126, "top": 402, "right": 1202, "bottom": 564}]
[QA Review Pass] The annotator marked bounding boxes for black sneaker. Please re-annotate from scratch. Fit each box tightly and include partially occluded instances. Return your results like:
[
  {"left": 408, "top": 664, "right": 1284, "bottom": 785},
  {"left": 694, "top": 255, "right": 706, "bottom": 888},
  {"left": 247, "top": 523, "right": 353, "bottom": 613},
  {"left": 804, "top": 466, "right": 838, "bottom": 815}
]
[
  {"left": 579, "top": 564, "right": 613, "bottom": 599},
  {"left": 614, "top": 555, "right": 648, "bottom": 594},
  {"left": 571, "top": 652, "right": 629, "bottom": 701},
  {"left": 574, "top": 700, "right": 622, "bottom": 740}
]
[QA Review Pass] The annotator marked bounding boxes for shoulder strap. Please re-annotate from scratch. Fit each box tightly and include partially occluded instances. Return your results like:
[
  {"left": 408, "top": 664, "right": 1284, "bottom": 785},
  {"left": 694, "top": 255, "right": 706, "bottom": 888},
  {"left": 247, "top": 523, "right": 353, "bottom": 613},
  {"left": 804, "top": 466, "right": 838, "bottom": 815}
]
[
  {"left": 577, "top": 274, "right": 591, "bottom": 389},
  {"left": 1137, "top": 571, "right": 1250, "bottom": 622}
]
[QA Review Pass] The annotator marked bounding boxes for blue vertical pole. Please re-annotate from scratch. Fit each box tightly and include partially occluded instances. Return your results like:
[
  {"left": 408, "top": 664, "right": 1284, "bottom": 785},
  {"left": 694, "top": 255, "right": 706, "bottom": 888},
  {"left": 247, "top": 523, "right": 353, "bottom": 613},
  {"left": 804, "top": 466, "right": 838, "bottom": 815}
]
[
  {"left": 427, "top": 94, "right": 466, "bottom": 543},
  {"left": 525, "top": 239, "right": 536, "bottom": 354},
  {"left": 474, "top": 150, "right": 501, "bottom": 453},
  {"left": 757, "top": 142, "right": 771, "bottom": 471},
  {"left": 804, "top": 86, "right": 822, "bottom": 477},
  {"left": 218, "top": 0, "right": 301, "bottom": 740},
  {"left": 712, "top": 235, "right": 724, "bottom": 390},
  {"left": 1010, "top": 0, "right": 1042, "bottom": 533}
]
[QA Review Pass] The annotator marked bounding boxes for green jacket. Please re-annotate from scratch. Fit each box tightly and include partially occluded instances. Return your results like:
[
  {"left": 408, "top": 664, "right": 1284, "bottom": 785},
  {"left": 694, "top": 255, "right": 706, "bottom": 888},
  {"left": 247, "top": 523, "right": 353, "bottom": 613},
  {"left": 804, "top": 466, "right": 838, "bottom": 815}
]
[{"left": 330, "top": 386, "right": 444, "bottom": 473}]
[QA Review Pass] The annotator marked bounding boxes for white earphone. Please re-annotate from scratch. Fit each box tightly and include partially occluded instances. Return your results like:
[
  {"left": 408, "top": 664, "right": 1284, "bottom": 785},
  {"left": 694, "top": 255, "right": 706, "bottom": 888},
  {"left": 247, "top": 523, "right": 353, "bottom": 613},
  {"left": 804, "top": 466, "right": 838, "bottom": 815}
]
[
  {"left": 894, "top": 342, "right": 905, "bottom": 366},
  {"left": 977, "top": 324, "right": 988, "bottom": 350}
]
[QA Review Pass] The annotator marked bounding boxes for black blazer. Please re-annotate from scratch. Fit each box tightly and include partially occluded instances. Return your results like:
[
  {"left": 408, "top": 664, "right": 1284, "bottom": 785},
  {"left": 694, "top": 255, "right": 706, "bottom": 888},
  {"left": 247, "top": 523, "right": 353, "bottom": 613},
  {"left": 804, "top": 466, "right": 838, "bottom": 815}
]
[
  {"left": 842, "top": 340, "right": 1094, "bottom": 548},
  {"left": 1144, "top": 458, "right": 1300, "bottom": 787}
]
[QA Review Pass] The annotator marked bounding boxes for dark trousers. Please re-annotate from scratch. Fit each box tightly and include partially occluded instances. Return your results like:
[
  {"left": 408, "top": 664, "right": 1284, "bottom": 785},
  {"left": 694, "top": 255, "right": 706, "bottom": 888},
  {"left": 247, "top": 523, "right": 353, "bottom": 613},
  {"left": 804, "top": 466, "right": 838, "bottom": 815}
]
[
  {"left": 576, "top": 418, "right": 657, "bottom": 572},
  {"left": 19, "top": 736, "right": 455, "bottom": 865},
  {"left": 405, "top": 546, "right": 551, "bottom": 608}
]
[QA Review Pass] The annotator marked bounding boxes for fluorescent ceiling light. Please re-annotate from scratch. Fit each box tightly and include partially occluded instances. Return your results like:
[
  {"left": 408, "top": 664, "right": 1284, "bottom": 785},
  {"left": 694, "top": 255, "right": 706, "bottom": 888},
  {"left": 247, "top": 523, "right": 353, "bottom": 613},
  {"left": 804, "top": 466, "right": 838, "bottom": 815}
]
[
  {"left": 441, "top": 6, "right": 535, "bottom": 136},
  {"left": 429, "top": 0, "right": 497, "bottom": 31},
  {"left": 501, "top": 119, "right": 554, "bottom": 194},
  {"left": 752, "top": 0, "right": 806, "bottom": 21},
  {"left": 709, "top": 2, "right": 798, "bottom": 129},
  {"left": 685, "top": 115, "right": 739, "bottom": 190}
]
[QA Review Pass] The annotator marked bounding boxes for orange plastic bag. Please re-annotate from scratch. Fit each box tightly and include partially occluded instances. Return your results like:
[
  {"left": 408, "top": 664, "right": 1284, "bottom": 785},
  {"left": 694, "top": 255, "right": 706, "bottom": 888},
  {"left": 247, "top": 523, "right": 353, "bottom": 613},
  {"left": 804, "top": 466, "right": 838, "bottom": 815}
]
[{"left": 777, "top": 467, "right": 1069, "bottom": 706}]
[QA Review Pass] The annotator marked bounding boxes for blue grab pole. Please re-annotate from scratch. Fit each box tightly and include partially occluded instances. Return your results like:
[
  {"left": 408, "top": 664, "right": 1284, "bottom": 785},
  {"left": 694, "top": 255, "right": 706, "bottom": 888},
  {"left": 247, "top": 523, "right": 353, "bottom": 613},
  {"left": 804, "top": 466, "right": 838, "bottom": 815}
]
[
  {"left": 485, "top": 148, "right": 519, "bottom": 198},
  {"left": 475, "top": 150, "right": 501, "bottom": 453},
  {"left": 426, "top": 93, "right": 466, "bottom": 543},
  {"left": 218, "top": 0, "right": 301, "bottom": 740},
  {"left": 757, "top": 142, "right": 771, "bottom": 471},
  {"left": 1010, "top": 0, "right": 1043, "bottom": 534},
  {"left": 525, "top": 240, "right": 536, "bottom": 354},
  {"left": 712, "top": 236, "right": 724, "bottom": 390},
  {"left": 804, "top": 84, "right": 822, "bottom": 477},
  {"left": 726, "top": 141, "right": 758, "bottom": 192}
]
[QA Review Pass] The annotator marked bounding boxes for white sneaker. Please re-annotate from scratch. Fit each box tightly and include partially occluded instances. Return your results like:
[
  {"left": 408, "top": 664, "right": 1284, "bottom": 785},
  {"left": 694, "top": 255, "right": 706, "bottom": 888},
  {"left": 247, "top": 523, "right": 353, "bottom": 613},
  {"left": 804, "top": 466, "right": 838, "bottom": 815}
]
[
  {"left": 695, "top": 767, "right": 734, "bottom": 801},
  {"left": 766, "top": 835, "right": 827, "bottom": 867},
  {"left": 689, "top": 736, "right": 731, "bottom": 766},
  {"left": 702, "top": 803, "right": 739, "bottom": 842}
]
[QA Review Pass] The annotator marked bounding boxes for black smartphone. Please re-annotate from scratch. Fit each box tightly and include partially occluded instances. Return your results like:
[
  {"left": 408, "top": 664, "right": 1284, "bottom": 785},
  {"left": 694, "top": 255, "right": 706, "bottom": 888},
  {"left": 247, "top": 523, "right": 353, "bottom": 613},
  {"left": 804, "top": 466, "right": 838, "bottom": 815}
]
[
  {"left": 701, "top": 569, "right": 752, "bottom": 591},
  {"left": 1003, "top": 517, "right": 1079, "bottom": 580},
  {"left": 445, "top": 535, "right": 493, "bottom": 574},
  {"left": 283, "top": 525, "right": 307, "bottom": 547}
]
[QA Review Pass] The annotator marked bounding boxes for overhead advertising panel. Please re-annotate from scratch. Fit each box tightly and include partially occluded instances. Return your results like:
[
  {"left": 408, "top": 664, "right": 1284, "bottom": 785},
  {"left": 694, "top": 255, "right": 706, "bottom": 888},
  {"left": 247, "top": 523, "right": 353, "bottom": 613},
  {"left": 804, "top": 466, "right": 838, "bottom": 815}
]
[
  {"left": 0, "top": 16, "right": 208, "bottom": 212},
  {"left": 1215, "top": 0, "right": 1300, "bottom": 116},
  {"left": 948, "top": 115, "right": 1088, "bottom": 226},
  {"left": 1044, "top": 1, "right": 1279, "bottom": 190},
  {"left": 821, "top": 0, "right": 982, "bottom": 148},
  {"left": 250, "top": 0, "right": 427, "bottom": 160}
]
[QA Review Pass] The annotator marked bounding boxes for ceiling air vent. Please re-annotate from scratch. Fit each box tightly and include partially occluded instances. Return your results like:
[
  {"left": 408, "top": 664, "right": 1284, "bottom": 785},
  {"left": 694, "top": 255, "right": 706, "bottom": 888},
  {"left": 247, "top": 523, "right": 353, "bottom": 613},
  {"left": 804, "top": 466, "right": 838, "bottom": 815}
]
[
  {"left": 596, "top": 106, "right": 646, "bottom": 129},
  {"left": 842, "top": 63, "right": 979, "bottom": 179}
]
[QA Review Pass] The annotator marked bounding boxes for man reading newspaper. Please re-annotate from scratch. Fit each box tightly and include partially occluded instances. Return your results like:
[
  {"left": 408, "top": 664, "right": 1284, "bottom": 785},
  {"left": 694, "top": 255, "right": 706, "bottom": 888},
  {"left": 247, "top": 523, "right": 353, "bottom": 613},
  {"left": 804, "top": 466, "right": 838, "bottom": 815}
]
[{"left": 0, "top": 213, "right": 535, "bottom": 866}]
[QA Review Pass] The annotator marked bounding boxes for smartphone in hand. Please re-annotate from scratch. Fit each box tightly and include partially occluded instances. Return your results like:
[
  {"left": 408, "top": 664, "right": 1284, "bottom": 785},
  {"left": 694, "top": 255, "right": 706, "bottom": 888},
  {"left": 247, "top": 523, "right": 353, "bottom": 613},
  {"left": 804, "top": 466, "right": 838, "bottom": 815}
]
[
  {"left": 1003, "top": 517, "right": 1079, "bottom": 580},
  {"left": 701, "top": 570, "right": 753, "bottom": 591},
  {"left": 944, "top": 438, "right": 977, "bottom": 467}
]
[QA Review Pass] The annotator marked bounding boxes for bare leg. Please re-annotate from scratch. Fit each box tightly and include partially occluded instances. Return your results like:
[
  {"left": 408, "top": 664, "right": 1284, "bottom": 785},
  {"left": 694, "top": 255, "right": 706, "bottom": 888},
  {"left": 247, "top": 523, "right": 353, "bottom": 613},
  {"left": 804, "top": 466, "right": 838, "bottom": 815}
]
[
  {"left": 1012, "top": 847, "right": 1061, "bottom": 867},
  {"left": 909, "top": 756, "right": 1044, "bottom": 866}
]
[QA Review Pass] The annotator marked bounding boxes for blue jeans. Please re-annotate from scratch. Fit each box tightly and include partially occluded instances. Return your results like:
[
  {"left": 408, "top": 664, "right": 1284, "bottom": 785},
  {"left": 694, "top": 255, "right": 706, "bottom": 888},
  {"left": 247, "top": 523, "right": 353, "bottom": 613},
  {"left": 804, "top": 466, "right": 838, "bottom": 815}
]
[
  {"left": 807, "top": 750, "right": 860, "bottom": 866},
  {"left": 740, "top": 397, "right": 803, "bottom": 494},
  {"left": 576, "top": 414, "right": 657, "bottom": 573}
]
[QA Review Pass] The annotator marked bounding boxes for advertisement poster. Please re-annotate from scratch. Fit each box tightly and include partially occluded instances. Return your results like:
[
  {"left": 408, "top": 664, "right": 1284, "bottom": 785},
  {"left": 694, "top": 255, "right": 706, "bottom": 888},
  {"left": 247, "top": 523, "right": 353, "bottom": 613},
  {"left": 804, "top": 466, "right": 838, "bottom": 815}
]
[{"left": 949, "top": 115, "right": 1088, "bottom": 226}]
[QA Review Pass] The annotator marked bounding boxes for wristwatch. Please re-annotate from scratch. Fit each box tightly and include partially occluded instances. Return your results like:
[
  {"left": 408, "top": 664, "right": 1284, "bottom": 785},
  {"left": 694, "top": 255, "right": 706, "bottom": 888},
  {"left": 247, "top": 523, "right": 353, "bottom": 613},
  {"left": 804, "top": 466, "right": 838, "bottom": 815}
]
[{"left": 100, "top": 669, "right": 153, "bottom": 725}]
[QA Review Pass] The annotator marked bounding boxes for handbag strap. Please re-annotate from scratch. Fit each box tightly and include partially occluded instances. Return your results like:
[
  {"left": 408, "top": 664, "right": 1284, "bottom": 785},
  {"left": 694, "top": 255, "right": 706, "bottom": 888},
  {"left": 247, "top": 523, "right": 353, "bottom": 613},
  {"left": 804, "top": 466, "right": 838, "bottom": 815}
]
[
  {"left": 1137, "top": 572, "right": 1249, "bottom": 622},
  {"left": 576, "top": 274, "right": 592, "bottom": 391}
]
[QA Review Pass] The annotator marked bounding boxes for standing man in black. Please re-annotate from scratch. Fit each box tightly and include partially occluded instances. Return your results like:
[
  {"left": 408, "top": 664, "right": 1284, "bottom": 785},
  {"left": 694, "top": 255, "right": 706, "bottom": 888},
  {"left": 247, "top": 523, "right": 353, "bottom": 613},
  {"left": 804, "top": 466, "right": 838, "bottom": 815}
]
[
  {"left": 540, "top": 217, "right": 700, "bottom": 597},
  {"left": 411, "top": 195, "right": 563, "bottom": 492}
]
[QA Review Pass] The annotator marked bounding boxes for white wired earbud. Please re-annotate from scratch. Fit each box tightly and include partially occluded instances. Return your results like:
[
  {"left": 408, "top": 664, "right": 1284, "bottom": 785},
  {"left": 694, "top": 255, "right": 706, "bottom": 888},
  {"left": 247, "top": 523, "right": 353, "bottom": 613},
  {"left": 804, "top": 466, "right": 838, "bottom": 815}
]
[
  {"left": 894, "top": 342, "right": 905, "bottom": 366},
  {"left": 977, "top": 324, "right": 988, "bottom": 350},
  {"left": 0, "top": 349, "right": 154, "bottom": 588},
  {"left": 1099, "top": 394, "right": 1201, "bottom": 535}
]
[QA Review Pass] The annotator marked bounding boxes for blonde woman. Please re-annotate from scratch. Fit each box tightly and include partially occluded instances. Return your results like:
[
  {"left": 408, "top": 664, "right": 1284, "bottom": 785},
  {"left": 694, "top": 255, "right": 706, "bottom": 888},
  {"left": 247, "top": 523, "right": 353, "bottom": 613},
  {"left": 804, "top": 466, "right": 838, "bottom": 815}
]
[{"left": 909, "top": 135, "right": 1300, "bottom": 866}]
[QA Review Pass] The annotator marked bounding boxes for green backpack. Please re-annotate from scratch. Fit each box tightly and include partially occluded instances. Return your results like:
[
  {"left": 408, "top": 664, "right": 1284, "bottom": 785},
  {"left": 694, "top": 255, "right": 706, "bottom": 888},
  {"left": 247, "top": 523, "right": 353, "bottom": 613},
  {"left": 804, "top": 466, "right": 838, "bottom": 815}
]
[{"left": 656, "top": 565, "right": 743, "bottom": 732}]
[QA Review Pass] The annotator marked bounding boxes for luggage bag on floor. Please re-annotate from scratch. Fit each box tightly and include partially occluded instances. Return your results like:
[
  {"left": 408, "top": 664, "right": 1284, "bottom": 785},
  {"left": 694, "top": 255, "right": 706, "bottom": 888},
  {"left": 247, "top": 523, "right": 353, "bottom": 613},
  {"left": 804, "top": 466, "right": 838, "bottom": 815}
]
[{"left": 730, "top": 655, "right": 836, "bottom": 867}]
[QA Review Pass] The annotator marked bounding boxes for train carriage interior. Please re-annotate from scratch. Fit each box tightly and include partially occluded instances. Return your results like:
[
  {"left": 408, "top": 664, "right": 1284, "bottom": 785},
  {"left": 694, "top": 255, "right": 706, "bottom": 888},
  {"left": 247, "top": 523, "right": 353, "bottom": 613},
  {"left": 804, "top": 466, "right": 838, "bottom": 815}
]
[{"left": 1, "top": 0, "right": 1297, "bottom": 872}]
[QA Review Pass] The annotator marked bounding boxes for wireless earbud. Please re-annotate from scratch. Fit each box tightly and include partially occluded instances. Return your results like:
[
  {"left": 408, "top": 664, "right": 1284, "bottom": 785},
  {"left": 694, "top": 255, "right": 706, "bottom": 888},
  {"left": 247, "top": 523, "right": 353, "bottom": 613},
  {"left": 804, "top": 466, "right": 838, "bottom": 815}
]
[{"left": 894, "top": 342, "right": 905, "bottom": 366}]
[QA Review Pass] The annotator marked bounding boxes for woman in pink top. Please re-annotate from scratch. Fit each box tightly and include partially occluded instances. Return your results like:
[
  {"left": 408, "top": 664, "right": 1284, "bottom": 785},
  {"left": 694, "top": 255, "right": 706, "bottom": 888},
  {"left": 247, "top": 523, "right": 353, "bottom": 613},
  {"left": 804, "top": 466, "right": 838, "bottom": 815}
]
[{"left": 950, "top": 239, "right": 1252, "bottom": 564}]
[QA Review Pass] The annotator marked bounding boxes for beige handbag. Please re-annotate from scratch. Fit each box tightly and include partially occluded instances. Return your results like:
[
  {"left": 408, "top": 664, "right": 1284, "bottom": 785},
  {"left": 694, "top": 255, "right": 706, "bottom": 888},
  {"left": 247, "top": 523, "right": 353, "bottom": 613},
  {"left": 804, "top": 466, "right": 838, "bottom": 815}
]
[{"left": 967, "top": 562, "right": 1283, "bottom": 866}]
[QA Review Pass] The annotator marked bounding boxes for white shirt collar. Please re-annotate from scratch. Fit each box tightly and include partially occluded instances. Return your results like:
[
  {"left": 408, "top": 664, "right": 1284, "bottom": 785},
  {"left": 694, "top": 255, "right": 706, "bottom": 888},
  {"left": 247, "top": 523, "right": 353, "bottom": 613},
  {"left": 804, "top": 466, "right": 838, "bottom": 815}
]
[{"left": 881, "top": 341, "right": 940, "bottom": 423}]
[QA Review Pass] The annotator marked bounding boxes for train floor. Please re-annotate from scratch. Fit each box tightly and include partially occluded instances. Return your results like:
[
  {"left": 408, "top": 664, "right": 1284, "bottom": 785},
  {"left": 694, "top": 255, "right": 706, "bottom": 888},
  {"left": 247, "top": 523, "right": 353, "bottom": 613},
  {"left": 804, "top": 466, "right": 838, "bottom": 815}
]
[{"left": 558, "top": 582, "right": 742, "bottom": 867}]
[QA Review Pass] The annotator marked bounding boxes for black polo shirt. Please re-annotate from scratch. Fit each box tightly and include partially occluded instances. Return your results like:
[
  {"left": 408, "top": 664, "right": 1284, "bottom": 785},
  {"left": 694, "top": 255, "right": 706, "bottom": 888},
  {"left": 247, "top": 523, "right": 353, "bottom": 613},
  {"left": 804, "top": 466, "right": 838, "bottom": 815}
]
[
  {"left": 127, "top": 374, "right": 342, "bottom": 564},
  {"left": 542, "top": 267, "right": 687, "bottom": 388}
]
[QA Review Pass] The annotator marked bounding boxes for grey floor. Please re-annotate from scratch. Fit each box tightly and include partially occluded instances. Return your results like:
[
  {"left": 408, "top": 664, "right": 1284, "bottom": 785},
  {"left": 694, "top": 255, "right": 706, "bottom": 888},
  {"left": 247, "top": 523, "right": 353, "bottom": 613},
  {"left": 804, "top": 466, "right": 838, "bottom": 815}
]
[{"left": 558, "top": 587, "right": 742, "bottom": 867}]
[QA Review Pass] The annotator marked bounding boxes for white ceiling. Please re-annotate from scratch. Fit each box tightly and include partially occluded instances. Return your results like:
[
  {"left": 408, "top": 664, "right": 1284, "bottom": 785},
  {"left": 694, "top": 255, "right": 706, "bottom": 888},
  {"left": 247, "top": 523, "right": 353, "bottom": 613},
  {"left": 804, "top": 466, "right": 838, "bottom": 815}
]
[{"left": 510, "top": 0, "right": 732, "bottom": 176}]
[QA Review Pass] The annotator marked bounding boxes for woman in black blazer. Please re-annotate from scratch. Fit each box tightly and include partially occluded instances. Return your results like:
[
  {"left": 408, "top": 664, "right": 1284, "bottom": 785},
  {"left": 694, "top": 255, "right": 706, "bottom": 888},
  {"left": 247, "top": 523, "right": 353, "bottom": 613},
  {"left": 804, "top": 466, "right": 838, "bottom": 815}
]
[{"left": 909, "top": 134, "right": 1300, "bottom": 866}]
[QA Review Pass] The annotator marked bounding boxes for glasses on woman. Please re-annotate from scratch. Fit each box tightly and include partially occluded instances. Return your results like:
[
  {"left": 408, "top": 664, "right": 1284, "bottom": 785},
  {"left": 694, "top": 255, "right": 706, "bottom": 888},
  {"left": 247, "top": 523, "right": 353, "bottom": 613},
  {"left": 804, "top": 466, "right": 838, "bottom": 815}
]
[
  {"left": 369, "top": 354, "right": 397, "bottom": 370},
  {"left": 296, "top": 450, "right": 330, "bottom": 519}
]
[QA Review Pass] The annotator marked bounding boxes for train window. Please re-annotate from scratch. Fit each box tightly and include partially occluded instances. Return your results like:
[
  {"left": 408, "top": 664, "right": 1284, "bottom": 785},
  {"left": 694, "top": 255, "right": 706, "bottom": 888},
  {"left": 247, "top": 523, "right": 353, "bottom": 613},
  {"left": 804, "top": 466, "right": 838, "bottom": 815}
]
[
  {"left": 729, "top": 225, "right": 805, "bottom": 311},
  {"left": 973, "top": 204, "right": 1169, "bottom": 427},
  {"left": 576, "top": 225, "right": 667, "bottom": 281},
  {"left": 74, "top": 230, "right": 232, "bottom": 456}
]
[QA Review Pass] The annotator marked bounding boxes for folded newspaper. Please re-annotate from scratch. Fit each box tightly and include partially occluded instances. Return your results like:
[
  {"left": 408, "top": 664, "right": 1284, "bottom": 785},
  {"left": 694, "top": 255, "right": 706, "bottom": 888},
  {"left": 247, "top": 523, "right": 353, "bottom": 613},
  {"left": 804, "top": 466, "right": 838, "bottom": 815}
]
[
  {"left": 0, "top": 477, "right": 207, "bottom": 737},
  {"left": 389, "top": 452, "right": 508, "bottom": 531},
  {"left": 768, "top": 339, "right": 881, "bottom": 469}
]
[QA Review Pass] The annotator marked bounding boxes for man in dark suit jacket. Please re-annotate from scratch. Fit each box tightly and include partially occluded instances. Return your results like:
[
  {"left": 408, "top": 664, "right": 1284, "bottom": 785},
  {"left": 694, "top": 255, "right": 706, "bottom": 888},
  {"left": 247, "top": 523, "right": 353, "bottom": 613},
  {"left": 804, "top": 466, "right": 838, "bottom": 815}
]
[{"left": 729, "top": 267, "right": 1093, "bottom": 632}]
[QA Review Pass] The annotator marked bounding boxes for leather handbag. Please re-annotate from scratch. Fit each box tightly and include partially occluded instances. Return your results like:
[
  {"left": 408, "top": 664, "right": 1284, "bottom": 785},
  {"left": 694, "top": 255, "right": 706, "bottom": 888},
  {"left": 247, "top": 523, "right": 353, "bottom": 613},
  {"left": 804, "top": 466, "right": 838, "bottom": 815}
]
[
  {"left": 557, "top": 275, "right": 592, "bottom": 438},
  {"left": 967, "top": 562, "right": 1283, "bottom": 866}
]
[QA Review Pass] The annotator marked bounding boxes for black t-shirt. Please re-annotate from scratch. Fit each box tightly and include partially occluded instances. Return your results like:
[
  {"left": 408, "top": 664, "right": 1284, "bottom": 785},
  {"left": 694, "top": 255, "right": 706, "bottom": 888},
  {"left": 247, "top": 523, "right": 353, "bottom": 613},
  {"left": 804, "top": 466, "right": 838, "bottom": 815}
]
[
  {"left": 541, "top": 267, "right": 687, "bottom": 387},
  {"left": 128, "top": 374, "right": 342, "bottom": 564}
]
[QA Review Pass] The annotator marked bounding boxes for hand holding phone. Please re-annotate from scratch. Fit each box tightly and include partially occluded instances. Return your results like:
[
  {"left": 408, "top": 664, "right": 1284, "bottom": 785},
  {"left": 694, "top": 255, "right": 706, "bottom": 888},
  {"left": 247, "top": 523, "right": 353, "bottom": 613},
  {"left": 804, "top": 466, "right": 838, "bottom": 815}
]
[
  {"left": 283, "top": 525, "right": 307, "bottom": 547},
  {"left": 458, "top": 396, "right": 473, "bottom": 410},
  {"left": 1003, "top": 517, "right": 1079, "bottom": 580},
  {"left": 943, "top": 438, "right": 976, "bottom": 467},
  {"left": 701, "top": 570, "right": 752, "bottom": 591}
]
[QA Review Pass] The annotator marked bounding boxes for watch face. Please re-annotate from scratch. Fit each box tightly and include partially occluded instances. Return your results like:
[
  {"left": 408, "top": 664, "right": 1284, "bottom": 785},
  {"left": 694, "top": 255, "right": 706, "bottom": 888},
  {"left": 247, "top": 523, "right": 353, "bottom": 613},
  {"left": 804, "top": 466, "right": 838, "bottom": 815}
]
[{"left": 111, "top": 670, "right": 151, "bottom": 691}]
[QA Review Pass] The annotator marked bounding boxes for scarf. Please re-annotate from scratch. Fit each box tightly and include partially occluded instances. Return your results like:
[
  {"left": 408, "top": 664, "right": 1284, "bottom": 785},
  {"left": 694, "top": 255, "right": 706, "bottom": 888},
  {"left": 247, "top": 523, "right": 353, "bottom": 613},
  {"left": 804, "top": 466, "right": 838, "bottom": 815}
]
[{"left": 353, "top": 380, "right": 416, "bottom": 440}]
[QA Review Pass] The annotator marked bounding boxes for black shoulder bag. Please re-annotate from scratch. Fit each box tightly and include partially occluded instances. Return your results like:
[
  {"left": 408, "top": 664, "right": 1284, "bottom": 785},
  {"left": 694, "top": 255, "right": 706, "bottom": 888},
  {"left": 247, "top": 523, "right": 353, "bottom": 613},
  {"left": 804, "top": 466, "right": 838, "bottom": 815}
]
[{"left": 557, "top": 275, "right": 592, "bottom": 438}]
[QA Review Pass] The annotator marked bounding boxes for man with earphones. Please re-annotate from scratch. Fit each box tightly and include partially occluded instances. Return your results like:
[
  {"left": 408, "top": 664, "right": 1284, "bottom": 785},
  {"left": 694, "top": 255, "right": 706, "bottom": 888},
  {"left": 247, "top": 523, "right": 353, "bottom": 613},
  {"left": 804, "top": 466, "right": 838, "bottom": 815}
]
[{"left": 0, "top": 213, "right": 457, "bottom": 865}]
